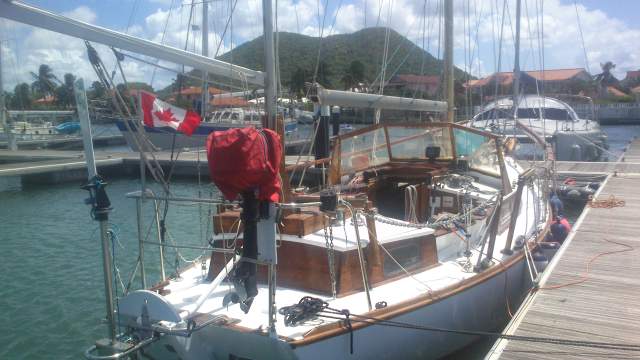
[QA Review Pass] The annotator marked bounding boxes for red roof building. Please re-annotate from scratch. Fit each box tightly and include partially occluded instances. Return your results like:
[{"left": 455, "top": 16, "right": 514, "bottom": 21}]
[
  {"left": 624, "top": 70, "right": 640, "bottom": 82},
  {"left": 465, "top": 68, "right": 592, "bottom": 96},
  {"left": 175, "top": 86, "right": 226, "bottom": 101},
  {"left": 34, "top": 95, "right": 56, "bottom": 104},
  {"left": 387, "top": 75, "right": 441, "bottom": 97},
  {"left": 210, "top": 97, "right": 249, "bottom": 107}
]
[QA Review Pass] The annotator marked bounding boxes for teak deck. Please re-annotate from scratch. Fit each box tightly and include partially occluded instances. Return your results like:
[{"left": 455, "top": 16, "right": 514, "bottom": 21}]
[{"left": 490, "top": 173, "right": 640, "bottom": 359}]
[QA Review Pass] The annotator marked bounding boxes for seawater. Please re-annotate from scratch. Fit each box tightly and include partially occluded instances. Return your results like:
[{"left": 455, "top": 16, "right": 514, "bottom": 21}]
[
  {"left": 1, "top": 124, "right": 640, "bottom": 360},
  {"left": 1, "top": 178, "right": 219, "bottom": 359}
]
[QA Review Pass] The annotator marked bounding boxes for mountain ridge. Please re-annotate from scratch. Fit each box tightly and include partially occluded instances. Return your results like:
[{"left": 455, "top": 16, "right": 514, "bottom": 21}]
[{"left": 162, "top": 27, "right": 470, "bottom": 95}]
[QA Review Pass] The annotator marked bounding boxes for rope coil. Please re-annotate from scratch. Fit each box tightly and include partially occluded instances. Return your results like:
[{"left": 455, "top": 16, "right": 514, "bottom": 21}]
[{"left": 587, "top": 194, "right": 625, "bottom": 208}]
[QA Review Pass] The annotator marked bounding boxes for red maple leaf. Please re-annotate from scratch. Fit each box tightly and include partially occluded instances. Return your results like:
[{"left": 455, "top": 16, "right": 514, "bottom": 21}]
[{"left": 154, "top": 108, "right": 177, "bottom": 123}]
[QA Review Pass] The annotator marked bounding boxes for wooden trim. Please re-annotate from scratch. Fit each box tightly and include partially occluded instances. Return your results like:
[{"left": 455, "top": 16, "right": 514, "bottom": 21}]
[
  {"left": 203, "top": 213, "right": 551, "bottom": 347},
  {"left": 285, "top": 157, "right": 330, "bottom": 172},
  {"left": 289, "top": 217, "right": 551, "bottom": 347},
  {"left": 382, "top": 126, "right": 393, "bottom": 159},
  {"left": 328, "top": 138, "right": 341, "bottom": 185},
  {"left": 335, "top": 123, "right": 384, "bottom": 140},
  {"left": 496, "top": 138, "right": 513, "bottom": 194}
]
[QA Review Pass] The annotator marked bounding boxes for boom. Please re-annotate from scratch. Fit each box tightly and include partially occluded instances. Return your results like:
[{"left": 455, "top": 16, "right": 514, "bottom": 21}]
[{"left": 0, "top": 0, "right": 265, "bottom": 86}]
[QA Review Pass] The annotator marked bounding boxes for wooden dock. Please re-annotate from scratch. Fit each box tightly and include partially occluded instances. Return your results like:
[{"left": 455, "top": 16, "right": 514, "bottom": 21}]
[
  {"left": 0, "top": 134, "right": 124, "bottom": 149},
  {"left": 0, "top": 148, "right": 314, "bottom": 184},
  {"left": 487, "top": 141, "right": 640, "bottom": 359}
]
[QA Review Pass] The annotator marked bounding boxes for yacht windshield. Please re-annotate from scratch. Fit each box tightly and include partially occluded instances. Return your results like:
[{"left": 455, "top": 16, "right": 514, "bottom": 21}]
[
  {"left": 333, "top": 124, "right": 500, "bottom": 179},
  {"left": 454, "top": 129, "right": 500, "bottom": 176},
  {"left": 338, "top": 127, "right": 389, "bottom": 174},
  {"left": 387, "top": 126, "right": 453, "bottom": 160},
  {"left": 475, "top": 107, "right": 574, "bottom": 121}
]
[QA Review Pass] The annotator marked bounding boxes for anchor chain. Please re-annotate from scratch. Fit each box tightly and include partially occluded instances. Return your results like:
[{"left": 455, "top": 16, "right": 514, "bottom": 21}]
[{"left": 323, "top": 215, "right": 337, "bottom": 298}]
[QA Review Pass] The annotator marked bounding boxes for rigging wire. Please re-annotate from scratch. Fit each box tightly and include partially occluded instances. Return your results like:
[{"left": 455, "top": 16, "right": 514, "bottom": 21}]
[
  {"left": 310, "top": 0, "right": 330, "bottom": 88},
  {"left": 213, "top": 0, "right": 239, "bottom": 57},
  {"left": 573, "top": 0, "right": 591, "bottom": 74},
  {"left": 150, "top": 0, "right": 178, "bottom": 87}
]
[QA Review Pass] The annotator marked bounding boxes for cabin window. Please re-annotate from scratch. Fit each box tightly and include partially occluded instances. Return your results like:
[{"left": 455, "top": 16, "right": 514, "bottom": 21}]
[
  {"left": 540, "top": 108, "right": 572, "bottom": 121},
  {"left": 454, "top": 129, "right": 500, "bottom": 176},
  {"left": 339, "top": 127, "right": 389, "bottom": 174},
  {"left": 387, "top": 126, "right": 453, "bottom": 160},
  {"left": 383, "top": 242, "right": 421, "bottom": 277}
]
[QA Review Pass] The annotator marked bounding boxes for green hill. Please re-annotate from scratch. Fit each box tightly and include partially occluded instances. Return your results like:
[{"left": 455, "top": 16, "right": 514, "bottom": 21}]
[{"left": 162, "top": 27, "right": 469, "bottom": 94}]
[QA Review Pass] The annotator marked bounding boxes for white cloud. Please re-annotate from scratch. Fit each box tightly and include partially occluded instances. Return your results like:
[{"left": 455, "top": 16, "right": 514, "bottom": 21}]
[
  {"left": 62, "top": 6, "right": 97, "bottom": 23},
  {"left": 3, "top": 0, "right": 640, "bottom": 95}
]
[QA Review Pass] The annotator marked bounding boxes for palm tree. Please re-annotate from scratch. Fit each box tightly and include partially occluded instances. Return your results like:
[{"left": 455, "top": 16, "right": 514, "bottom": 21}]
[
  {"left": 89, "top": 81, "right": 106, "bottom": 99},
  {"left": 11, "top": 83, "right": 32, "bottom": 110},
  {"left": 55, "top": 73, "right": 76, "bottom": 108},
  {"left": 30, "top": 64, "right": 59, "bottom": 97},
  {"left": 594, "top": 61, "right": 619, "bottom": 87}
]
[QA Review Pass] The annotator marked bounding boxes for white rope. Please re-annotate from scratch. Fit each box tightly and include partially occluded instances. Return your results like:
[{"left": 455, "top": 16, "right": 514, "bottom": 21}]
[
  {"left": 378, "top": 242, "right": 434, "bottom": 294},
  {"left": 404, "top": 185, "right": 419, "bottom": 223}
]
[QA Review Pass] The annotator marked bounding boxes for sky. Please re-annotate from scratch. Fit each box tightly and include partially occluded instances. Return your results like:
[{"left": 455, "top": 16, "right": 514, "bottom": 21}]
[{"left": 1, "top": 0, "right": 639, "bottom": 93}]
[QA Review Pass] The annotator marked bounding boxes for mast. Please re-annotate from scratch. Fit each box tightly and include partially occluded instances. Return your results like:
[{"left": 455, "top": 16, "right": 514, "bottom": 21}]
[
  {"left": 201, "top": 0, "right": 209, "bottom": 118},
  {"left": 512, "top": 0, "right": 522, "bottom": 112},
  {"left": 74, "top": 78, "right": 117, "bottom": 344},
  {"left": 262, "top": 0, "right": 277, "bottom": 130},
  {"left": 0, "top": 39, "right": 17, "bottom": 151},
  {"left": 444, "top": 0, "right": 454, "bottom": 122}
]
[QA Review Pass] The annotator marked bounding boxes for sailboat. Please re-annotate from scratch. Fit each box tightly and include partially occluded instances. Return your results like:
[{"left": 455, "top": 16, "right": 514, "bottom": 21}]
[
  {"left": 465, "top": 0, "right": 608, "bottom": 162},
  {"left": 0, "top": 1, "right": 551, "bottom": 359},
  {"left": 468, "top": 94, "right": 609, "bottom": 161},
  {"left": 108, "top": 1, "right": 550, "bottom": 359}
]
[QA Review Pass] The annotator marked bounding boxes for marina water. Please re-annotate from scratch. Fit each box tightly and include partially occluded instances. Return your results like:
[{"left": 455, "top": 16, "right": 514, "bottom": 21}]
[{"left": 2, "top": 125, "right": 639, "bottom": 359}]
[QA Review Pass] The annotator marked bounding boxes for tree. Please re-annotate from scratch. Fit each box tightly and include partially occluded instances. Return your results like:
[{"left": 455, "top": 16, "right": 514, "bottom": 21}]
[
  {"left": 30, "top": 64, "right": 59, "bottom": 97},
  {"left": 89, "top": 81, "right": 106, "bottom": 99},
  {"left": 316, "top": 60, "right": 332, "bottom": 88},
  {"left": 11, "top": 83, "right": 32, "bottom": 110},
  {"left": 594, "top": 61, "right": 619, "bottom": 87},
  {"left": 55, "top": 73, "right": 76, "bottom": 108},
  {"left": 341, "top": 60, "right": 366, "bottom": 90},
  {"left": 289, "top": 67, "right": 308, "bottom": 98}
]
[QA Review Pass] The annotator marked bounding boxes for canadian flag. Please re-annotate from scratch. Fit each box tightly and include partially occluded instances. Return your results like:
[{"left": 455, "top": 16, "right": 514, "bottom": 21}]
[{"left": 139, "top": 91, "right": 201, "bottom": 136}]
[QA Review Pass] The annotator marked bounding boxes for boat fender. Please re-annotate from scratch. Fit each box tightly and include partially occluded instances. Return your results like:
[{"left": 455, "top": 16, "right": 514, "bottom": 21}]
[
  {"left": 539, "top": 242, "right": 560, "bottom": 250},
  {"left": 513, "top": 235, "right": 526, "bottom": 250},
  {"left": 532, "top": 252, "right": 547, "bottom": 262},
  {"left": 532, "top": 252, "right": 549, "bottom": 272},
  {"left": 567, "top": 189, "right": 582, "bottom": 200},
  {"left": 585, "top": 144, "right": 598, "bottom": 161},
  {"left": 571, "top": 144, "right": 582, "bottom": 161},
  {"left": 588, "top": 182, "right": 599, "bottom": 191}
]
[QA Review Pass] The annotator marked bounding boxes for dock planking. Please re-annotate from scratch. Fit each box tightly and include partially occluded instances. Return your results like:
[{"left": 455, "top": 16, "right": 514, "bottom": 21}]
[
  {"left": 0, "top": 149, "right": 314, "bottom": 178},
  {"left": 488, "top": 174, "right": 640, "bottom": 359}
]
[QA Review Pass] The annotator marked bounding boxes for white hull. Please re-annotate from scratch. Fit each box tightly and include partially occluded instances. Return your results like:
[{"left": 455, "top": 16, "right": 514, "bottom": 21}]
[{"left": 143, "top": 255, "right": 530, "bottom": 360}]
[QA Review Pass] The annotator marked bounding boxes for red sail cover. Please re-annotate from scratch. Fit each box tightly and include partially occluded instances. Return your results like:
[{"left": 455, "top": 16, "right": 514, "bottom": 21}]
[{"left": 207, "top": 127, "right": 282, "bottom": 202}]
